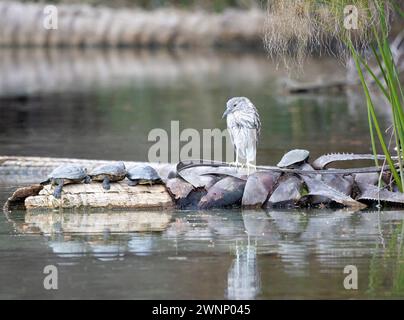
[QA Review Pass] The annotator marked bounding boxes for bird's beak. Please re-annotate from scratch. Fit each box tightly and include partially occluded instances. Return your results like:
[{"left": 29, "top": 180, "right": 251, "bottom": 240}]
[{"left": 222, "top": 109, "right": 229, "bottom": 119}]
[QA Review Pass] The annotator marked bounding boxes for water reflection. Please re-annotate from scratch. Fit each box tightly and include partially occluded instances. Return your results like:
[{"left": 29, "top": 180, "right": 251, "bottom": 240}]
[
  {"left": 227, "top": 237, "right": 260, "bottom": 300},
  {"left": 128, "top": 235, "right": 154, "bottom": 256},
  {"left": 16, "top": 210, "right": 173, "bottom": 234},
  {"left": 4, "top": 208, "right": 404, "bottom": 298},
  {"left": 0, "top": 48, "right": 279, "bottom": 97},
  {"left": 226, "top": 211, "right": 267, "bottom": 300}
]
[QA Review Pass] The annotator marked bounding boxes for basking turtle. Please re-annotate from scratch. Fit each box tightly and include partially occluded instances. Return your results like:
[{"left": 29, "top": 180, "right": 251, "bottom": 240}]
[
  {"left": 277, "top": 149, "right": 310, "bottom": 168},
  {"left": 89, "top": 162, "right": 127, "bottom": 190},
  {"left": 126, "top": 165, "right": 162, "bottom": 186},
  {"left": 41, "top": 165, "right": 90, "bottom": 199}
]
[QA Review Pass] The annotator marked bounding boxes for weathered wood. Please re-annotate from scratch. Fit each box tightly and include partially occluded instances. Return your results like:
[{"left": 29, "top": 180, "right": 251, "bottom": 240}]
[
  {"left": 0, "top": 155, "right": 176, "bottom": 210},
  {"left": 284, "top": 79, "right": 348, "bottom": 94},
  {"left": 3, "top": 184, "right": 43, "bottom": 211},
  {"left": 25, "top": 181, "right": 174, "bottom": 210}
]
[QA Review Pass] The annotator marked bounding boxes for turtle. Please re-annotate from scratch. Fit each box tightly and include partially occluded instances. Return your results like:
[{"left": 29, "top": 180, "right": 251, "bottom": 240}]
[
  {"left": 277, "top": 149, "right": 310, "bottom": 168},
  {"left": 198, "top": 177, "right": 246, "bottom": 209},
  {"left": 126, "top": 165, "right": 162, "bottom": 186},
  {"left": 89, "top": 162, "right": 127, "bottom": 190},
  {"left": 41, "top": 164, "right": 90, "bottom": 199}
]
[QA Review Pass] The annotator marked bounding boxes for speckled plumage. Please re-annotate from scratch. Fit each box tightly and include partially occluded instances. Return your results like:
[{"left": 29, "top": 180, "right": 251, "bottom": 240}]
[{"left": 223, "top": 97, "right": 261, "bottom": 165}]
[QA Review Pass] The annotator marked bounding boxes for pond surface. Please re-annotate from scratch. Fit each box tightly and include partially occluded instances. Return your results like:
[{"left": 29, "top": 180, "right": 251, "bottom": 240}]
[{"left": 0, "top": 49, "right": 403, "bottom": 299}]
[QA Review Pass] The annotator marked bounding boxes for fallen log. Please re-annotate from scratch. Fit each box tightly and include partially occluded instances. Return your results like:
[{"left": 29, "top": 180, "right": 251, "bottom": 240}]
[
  {"left": 3, "top": 184, "right": 43, "bottom": 212},
  {"left": 24, "top": 181, "right": 174, "bottom": 210},
  {"left": 283, "top": 78, "right": 348, "bottom": 94},
  {"left": 0, "top": 155, "right": 176, "bottom": 211}
]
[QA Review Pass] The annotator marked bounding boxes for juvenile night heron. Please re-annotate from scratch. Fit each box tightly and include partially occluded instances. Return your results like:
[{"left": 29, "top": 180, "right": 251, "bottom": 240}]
[{"left": 222, "top": 97, "right": 261, "bottom": 171}]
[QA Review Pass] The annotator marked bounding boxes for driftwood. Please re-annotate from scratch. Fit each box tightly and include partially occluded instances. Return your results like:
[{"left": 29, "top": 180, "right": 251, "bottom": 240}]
[
  {"left": 3, "top": 184, "right": 43, "bottom": 211},
  {"left": 284, "top": 79, "right": 347, "bottom": 94},
  {"left": 24, "top": 182, "right": 174, "bottom": 210},
  {"left": 0, "top": 156, "right": 176, "bottom": 211}
]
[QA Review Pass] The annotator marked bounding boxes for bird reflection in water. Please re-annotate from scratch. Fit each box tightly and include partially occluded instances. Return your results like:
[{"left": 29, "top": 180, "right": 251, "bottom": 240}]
[
  {"left": 226, "top": 211, "right": 266, "bottom": 300},
  {"left": 226, "top": 236, "right": 260, "bottom": 300}
]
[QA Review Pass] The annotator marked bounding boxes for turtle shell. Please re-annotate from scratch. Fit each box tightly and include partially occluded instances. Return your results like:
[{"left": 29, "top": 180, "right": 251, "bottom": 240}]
[
  {"left": 277, "top": 149, "right": 310, "bottom": 168},
  {"left": 48, "top": 165, "right": 88, "bottom": 182},
  {"left": 127, "top": 165, "right": 160, "bottom": 182},
  {"left": 89, "top": 162, "right": 127, "bottom": 181}
]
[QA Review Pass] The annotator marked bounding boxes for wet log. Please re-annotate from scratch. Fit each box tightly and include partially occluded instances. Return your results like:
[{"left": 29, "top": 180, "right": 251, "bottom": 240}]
[
  {"left": 284, "top": 79, "right": 347, "bottom": 94},
  {"left": 3, "top": 184, "right": 43, "bottom": 211},
  {"left": 24, "top": 181, "right": 174, "bottom": 210}
]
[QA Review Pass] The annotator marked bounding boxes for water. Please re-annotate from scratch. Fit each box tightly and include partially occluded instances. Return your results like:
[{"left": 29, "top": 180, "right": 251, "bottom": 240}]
[{"left": 1, "top": 48, "right": 403, "bottom": 299}]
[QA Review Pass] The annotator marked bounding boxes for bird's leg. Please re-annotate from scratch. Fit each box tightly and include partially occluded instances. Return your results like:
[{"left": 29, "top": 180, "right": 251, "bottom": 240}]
[
  {"left": 246, "top": 162, "right": 257, "bottom": 175},
  {"left": 229, "top": 149, "right": 242, "bottom": 168}
]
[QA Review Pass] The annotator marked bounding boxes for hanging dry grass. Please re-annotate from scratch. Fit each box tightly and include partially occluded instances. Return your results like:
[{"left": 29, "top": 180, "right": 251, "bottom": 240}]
[{"left": 264, "top": 0, "right": 393, "bottom": 66}]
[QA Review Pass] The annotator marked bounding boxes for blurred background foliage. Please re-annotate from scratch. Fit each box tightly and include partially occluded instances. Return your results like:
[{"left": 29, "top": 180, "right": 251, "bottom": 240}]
[{"left": 14, "top": 0, "right": 267, "bottom": 11}]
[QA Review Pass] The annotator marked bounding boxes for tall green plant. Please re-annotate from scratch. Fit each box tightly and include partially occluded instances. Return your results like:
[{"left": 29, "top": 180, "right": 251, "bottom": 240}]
[
  {"left": 264, "top": 0, "right": 404, "bottom": 190},
  {"left": 348, "top": 1, "right": 404, "bottom": 191}
]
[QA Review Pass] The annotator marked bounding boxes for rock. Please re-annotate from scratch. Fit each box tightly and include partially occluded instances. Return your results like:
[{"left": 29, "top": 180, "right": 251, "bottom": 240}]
[
  {"left": 266, "top": 175, "right": 303, "bottom": 208},
  {"left": 166, "top": 178, "right": 194, "bottom": 200},
  {"left": 354, "top": 172, "right": 379, "bottom": 186},
  {"left": 311, "top": 174, "right": 354, "bottom": 205},
  {"left": 166, "top": 177, "right": 206, "bottom": 209},
  {"left": 198, "top": 177, "right": 246, "bottom": 209},
  {"left": 358, "top": 183, "right": 404, "bottom": 205},
  {"left": 301, "top": 175, "right": 366, "bottom": 209},
  {"left": 242, "top": 171, "right": 280, "bottom": 207}
]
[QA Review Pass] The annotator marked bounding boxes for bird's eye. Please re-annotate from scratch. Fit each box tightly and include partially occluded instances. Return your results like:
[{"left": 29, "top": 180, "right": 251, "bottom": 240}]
[{"left": 233, "top": 104, "right": 236, "bottom": 107}]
